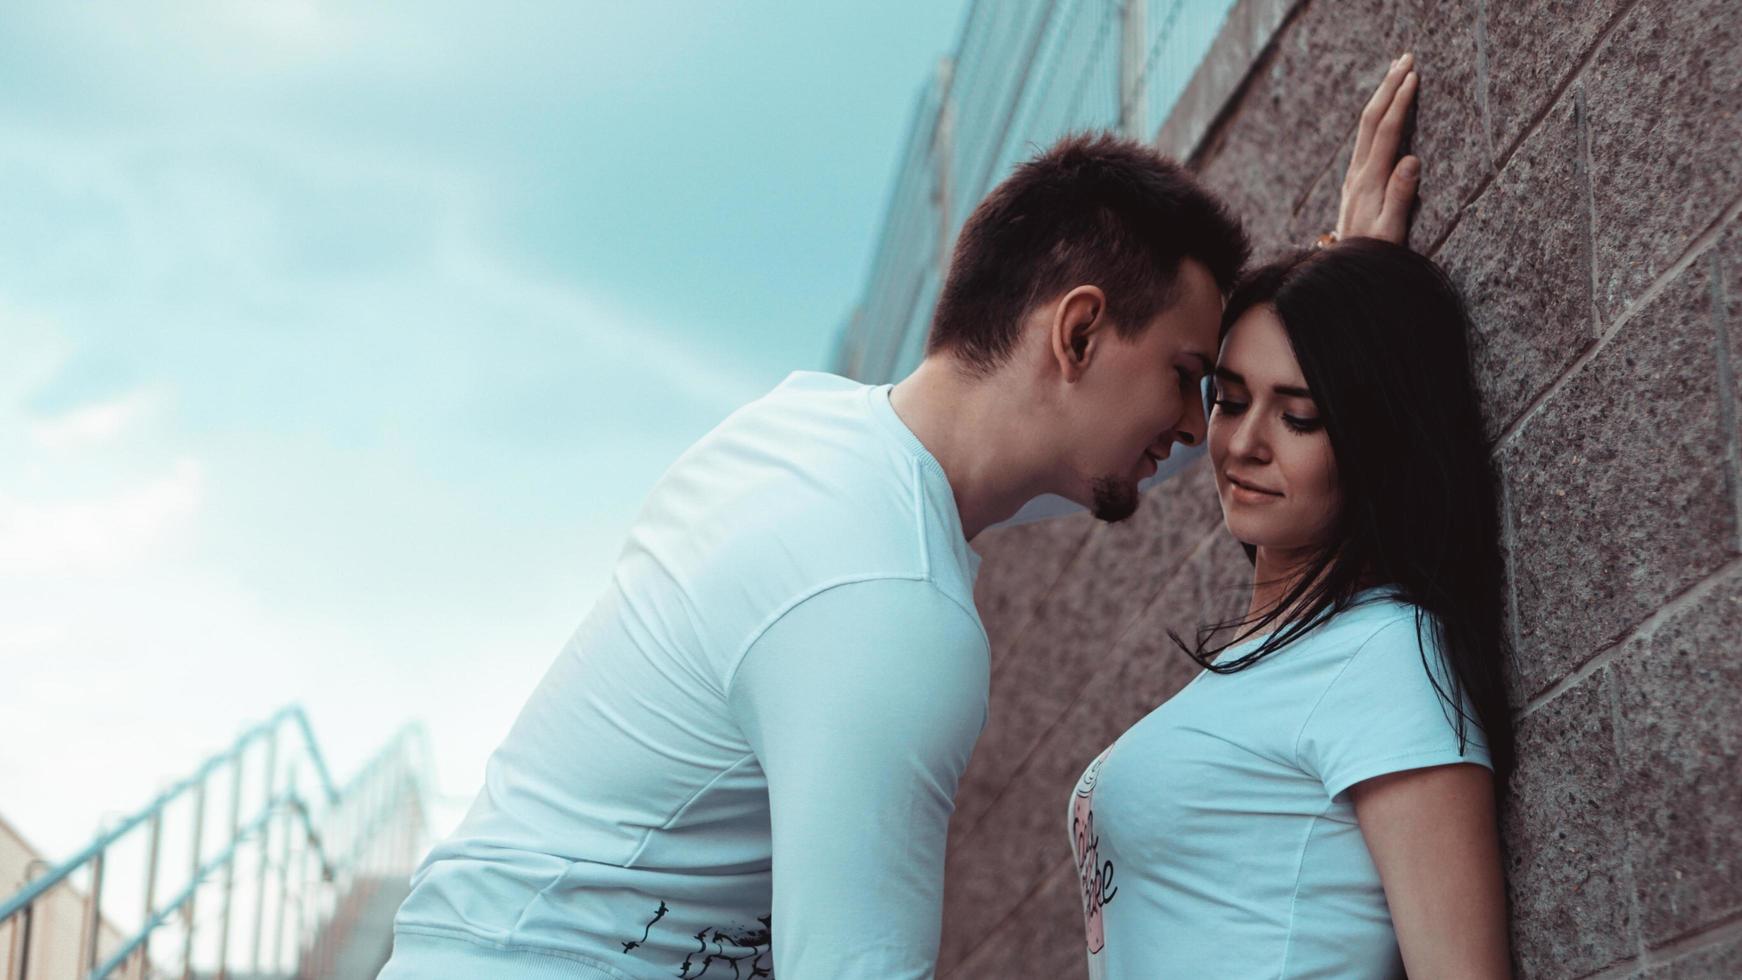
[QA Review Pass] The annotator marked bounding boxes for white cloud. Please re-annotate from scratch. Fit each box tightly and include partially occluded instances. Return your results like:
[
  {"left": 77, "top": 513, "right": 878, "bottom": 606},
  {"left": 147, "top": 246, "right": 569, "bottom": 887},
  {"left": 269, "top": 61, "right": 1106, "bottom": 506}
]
[
  {"left": 427, "top": 224, "right": 769, "bottom": 413},
  {"left": 27, "top": 388, "right": 162, "bottom": 449},
  {"left": 0, "top": 457, "right": 203, "bottom": 574}
]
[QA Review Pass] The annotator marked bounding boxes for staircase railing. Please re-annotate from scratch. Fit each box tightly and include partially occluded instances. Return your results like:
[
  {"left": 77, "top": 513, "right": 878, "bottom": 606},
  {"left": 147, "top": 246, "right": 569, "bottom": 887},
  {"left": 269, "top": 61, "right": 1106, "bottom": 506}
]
[{"left": 0, "top": 705, "right": 432, "bottom": 980}]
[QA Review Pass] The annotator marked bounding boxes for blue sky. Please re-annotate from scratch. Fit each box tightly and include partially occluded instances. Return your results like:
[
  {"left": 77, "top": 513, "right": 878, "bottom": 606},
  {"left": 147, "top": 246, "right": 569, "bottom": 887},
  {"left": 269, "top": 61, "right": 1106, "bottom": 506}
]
[{"left": 0, "top": 1, "right": 970, "bottom": 857}]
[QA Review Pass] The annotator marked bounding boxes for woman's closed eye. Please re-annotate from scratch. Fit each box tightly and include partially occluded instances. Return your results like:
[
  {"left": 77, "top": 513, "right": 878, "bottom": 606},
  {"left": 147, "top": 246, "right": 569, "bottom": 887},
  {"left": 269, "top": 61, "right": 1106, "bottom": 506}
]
[{"left": 1211, "top": 395, "right": 1323, "bottom": 435}]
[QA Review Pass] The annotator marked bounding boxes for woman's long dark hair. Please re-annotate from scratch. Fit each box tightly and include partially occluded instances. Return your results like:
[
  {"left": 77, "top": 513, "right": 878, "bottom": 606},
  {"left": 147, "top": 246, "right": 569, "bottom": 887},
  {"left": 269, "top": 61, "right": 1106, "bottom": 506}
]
[{"left": 1174, "top": 237, "right": 1516, "bottom": 784}]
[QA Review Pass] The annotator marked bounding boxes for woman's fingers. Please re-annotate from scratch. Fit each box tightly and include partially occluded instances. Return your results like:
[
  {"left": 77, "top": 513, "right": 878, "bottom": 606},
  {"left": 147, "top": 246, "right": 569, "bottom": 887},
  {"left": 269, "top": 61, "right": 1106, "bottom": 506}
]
[
  {"left": 1364, "top": 70, "right": 1418, "bottom": 185},
  {"left": 1337, "top": 54, "right": 1422, "bottom": 244},
  {"left": 1352, "top": 53, "right": 1413, "bottom": 172},
  {"left": 1376, "top": 155, "right": 1421, "bottom": 244}
]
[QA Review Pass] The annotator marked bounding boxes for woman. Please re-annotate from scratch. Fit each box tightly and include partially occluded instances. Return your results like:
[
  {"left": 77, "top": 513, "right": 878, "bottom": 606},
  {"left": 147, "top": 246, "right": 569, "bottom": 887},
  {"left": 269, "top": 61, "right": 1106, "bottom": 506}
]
[{"left": 1065, "top": 244, "right": 1517, "bottom": 973}]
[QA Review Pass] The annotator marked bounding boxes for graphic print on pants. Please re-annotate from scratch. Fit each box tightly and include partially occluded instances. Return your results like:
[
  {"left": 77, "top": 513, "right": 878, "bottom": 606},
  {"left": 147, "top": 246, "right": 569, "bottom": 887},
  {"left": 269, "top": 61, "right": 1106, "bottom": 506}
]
[{"left": 1071, "top": 742, "right": 1118, "bottom": 972}]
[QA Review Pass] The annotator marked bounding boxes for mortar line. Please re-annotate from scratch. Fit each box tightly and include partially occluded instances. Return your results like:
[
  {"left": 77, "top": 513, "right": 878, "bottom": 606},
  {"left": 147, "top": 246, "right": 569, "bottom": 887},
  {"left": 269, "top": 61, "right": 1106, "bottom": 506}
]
[
  {"left": 942, "top": 856, "right": 1074, "bottom": 977},
  {"left": 1600, "top": 655, "right": 1649, "bottom": 964},
  {"left": 1577, "top": 81, "right": 1603, "bottom": 339},
  {"left": 1517, "top": 554, "right": 1742, "bottom": 719},
  {"left": 1640, "top": 909, "right": 1742, "bottom": 967},
  {"left": 1472, "top": 0, "right": 1498, "bottom": 168},
  {"left": 1709, "top": 248, "right": 1742, "bottom": 554},
  {"left": 1424, "top": 0, "right": 1648, "bottom": 259},
  {"left": 1496, "top": 463, "right": 1527, "bottom": 693},
  {"left": 1494, "top": 193, "right": 1742, "bottom": 453},
  {"left": 1492, "top": 0, "right": 1645, "bottom": 174}
]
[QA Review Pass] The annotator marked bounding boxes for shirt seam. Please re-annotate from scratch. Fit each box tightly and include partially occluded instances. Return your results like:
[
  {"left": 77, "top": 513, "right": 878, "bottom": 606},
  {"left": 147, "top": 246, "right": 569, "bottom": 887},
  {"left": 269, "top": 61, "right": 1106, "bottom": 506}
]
[
  {"left": 864, "top": 382, "right": 952, "bottom": 484},
  {"left": 394, "top": 925, "right": 640, "bottom": 979},
  {"left": 720, "top": 573, "right": 927, "bottom": 698},
  {"left": 1290, "top": 611, "right": 1420, "bottom": 770},
  {"left": 1321, "top": 746, "right": 1495, "bottom": 800},
  {"left": 1278, "top": 797, "right": 1335, "bottom": 978},
  {"left": 620, "top": 751, "right": 761, "bottom": 868},
  {"left": 912, "top": 455, "right": 931, "bottom": 580}
]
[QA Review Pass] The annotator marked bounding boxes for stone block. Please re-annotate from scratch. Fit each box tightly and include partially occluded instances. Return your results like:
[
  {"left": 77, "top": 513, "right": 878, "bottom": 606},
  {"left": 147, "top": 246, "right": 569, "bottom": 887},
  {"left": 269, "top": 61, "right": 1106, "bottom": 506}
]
[
  {"left": 1610, "top": 573, "right": 1742, "bottom": 946},
  {"left": 1587, "top": 0, "right": 1742, "bottom": 322},
  {"left": 1196, "top": 0, "right": 1409, "bottom": 256},
  {"left": 1284, "top": 130, "right": 1352, "bottom": 250},
  {"left": 943, "top": 861, "right": 1085, "bottom": 980},
  {"left": 1485, "top": 0, "right": 1629, "bottom": 156},
  {"left": 952, "top": 461, "right": 1222, "bottom": 834},
  {"left": 1502, "top": 671, "right": 1637, "bottom": 979},
  {"left": 1394, "top": 0, "right": 1496, "bottom": 249},
  {"left": 1439, "top": 93, "right": 1595, "bottom": 439},
  {"left": 1501, "top": 258, "right": 1735, "bottom": 696},
  {"left": 972, "top": 513, "right": 1095, "bottom": 657}
]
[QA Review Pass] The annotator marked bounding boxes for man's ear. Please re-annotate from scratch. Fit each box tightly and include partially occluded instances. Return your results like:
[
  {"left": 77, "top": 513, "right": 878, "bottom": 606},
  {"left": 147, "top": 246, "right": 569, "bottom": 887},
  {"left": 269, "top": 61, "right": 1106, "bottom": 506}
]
[{"left": 1047, "top": 285, "right": 1108, "bottom": 383}]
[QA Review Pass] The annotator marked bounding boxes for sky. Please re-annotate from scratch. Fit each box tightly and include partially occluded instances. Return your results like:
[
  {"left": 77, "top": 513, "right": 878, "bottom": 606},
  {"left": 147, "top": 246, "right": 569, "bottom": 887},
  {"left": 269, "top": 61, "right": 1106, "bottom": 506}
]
[{"left": 0, "top": 0, "right": 973, "bottom": 865}]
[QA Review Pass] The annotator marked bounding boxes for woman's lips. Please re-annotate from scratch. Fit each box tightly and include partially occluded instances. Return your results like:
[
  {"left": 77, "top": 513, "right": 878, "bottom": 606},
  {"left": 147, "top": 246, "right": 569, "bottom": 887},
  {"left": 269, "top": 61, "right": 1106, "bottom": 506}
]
[{"left": 1225, "top": 474, "right": 1282, "bottom": 501}]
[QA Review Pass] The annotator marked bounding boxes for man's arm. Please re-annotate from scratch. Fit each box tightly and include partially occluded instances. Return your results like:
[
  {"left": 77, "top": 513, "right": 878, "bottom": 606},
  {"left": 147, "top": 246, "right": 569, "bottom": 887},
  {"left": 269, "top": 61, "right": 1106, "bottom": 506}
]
[
  {"left": 727, "top": 577, "right": 989, "bottom": 979},
  {"left": 1337, "top": 52, "right": 1421, "bottom": 245}
]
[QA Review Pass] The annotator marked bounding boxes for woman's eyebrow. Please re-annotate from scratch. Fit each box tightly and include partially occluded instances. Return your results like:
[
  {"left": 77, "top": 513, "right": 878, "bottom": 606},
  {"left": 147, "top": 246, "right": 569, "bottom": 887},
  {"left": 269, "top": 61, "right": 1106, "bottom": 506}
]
[{"left": 1213, "top": 367, "right": 1314, "bottom": 399}]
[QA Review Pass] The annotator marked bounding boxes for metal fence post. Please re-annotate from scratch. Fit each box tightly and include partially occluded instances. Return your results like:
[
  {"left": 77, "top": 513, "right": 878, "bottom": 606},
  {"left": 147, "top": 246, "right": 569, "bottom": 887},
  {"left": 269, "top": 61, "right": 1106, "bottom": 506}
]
[
  {"left": 271, "top": 763, "right": 298, "bottom": 975},
  {"left": 215, "top": 751, "right": 244, "bottom": 980},
  {"left": 1120, "top": 0, "right": 1149, "bottom": 138},
  {"left": 79, "top": 841, "right": 107, "bottom": 975},
  {"left": 933, "top": 55, "right": 956, "bottom": 283},
  {"left": 182, "top": 775, "right": 207, "bottom": 980},
  {"left": 140, "top": 806, "right": 163, "bottom": 975},
  {"left": 249, "top": 729, "right": 279, "bottom": 974}
]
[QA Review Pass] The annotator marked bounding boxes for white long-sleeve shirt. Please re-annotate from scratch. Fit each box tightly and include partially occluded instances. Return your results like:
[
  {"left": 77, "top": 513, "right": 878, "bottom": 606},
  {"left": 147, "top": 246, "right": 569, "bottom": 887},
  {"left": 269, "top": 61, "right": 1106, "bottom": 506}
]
[{"left": 381, "top": 371, "right": 989, "bottom": 979}]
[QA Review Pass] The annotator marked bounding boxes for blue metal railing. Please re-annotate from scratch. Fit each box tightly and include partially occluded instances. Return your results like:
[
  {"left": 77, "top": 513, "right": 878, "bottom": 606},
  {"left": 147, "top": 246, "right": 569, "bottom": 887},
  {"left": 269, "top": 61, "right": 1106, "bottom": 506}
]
[{"left": 0, "top": 705, "right": 431, "bottom": 980}]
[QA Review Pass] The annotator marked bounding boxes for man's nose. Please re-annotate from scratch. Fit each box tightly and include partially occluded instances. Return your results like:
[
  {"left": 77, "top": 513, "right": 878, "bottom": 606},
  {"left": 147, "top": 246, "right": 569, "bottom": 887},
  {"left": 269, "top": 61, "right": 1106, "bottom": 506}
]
[{"left": 1174, "top": 389, "right": 1208, "bottom": 447}]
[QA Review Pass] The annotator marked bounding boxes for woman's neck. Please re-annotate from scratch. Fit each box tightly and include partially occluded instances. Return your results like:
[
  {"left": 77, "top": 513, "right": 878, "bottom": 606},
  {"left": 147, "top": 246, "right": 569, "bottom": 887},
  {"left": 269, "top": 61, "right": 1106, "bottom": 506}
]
[
  {"left": 1245, "top": 545, "right": 1386, "bottom": 627},
  {"left": 1245, "top": 545, "right": 1324, "bottom": 625}
]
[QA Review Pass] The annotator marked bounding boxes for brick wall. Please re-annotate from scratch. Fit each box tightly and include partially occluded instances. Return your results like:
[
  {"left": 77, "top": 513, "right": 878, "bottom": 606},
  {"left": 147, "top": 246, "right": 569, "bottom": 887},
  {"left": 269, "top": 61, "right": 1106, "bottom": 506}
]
[{"left": 938, "top": 1, "right": 1741, "bottom": 976}]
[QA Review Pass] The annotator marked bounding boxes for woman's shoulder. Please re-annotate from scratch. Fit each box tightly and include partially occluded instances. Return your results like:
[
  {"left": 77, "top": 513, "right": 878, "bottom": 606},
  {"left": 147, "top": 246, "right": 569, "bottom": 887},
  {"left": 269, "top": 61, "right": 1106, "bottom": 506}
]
[
  {"left": 1317, "top": 588, "right": 1432, "bottom": 647},
  {"left": 1313, "top": 590, "right": 1459, "bottom": 692}
]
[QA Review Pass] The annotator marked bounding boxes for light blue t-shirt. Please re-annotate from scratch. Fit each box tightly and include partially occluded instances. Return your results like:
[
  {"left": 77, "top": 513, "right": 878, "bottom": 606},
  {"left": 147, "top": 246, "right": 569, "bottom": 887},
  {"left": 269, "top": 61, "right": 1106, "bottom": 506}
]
[
  {"left": 1068, "top": 593, "right": 1491, "bottom": 979},
  {"left": 381, "top": 371, "right": 988, "bottom": 979}
]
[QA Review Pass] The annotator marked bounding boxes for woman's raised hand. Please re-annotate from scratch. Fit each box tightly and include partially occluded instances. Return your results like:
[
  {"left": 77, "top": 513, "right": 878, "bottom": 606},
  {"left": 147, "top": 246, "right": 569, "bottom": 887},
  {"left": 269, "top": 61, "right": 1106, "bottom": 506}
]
[{"left": 1336, "top": 53, "right": 1419, "bottom": 246}]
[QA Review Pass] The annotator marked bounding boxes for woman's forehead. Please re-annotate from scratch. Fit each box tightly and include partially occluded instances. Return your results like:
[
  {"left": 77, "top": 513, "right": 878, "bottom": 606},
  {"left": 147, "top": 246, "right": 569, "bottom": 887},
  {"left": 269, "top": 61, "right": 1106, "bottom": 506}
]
[{"left": 1217, "top": 307, "right": 1309, "bottom": 389}]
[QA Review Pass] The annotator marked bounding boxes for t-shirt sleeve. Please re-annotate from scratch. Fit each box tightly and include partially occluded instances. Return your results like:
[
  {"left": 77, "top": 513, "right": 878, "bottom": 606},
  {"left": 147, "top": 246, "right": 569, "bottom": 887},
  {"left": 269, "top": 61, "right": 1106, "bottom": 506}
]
[
  {"left": 725, "top": 577, "right": 990, "bottom": 979},
  {"left": 1295, "top": 612, "right": 1493, "bottom": 801}
]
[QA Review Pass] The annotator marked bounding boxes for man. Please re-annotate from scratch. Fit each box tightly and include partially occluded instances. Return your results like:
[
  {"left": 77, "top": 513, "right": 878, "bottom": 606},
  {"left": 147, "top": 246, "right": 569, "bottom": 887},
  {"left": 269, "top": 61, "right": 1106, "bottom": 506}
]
[{"left": 380, "top": 55, "right": 1420, "bottom": 980}]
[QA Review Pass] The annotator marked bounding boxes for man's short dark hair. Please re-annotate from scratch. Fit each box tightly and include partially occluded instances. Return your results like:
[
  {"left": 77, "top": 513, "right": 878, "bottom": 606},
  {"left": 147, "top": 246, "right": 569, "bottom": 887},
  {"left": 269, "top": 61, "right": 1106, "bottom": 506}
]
[{"left": 925, "top": 132, "right": 1248, "bottom": 374}]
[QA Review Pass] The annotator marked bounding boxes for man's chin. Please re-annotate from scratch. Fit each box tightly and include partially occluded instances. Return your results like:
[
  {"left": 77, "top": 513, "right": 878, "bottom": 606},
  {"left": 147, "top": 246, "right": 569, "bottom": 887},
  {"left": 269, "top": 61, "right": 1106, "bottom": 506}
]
[{"left": 1089, "top": 475, "right": 1141, "bottom": 523}]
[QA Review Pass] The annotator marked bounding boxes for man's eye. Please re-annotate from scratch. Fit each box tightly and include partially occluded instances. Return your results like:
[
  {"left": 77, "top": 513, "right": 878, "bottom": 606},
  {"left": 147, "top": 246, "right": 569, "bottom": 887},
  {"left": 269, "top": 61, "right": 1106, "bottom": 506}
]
[{"left": 1175, "top": 367, "right": 1194, "bottom": 388}]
